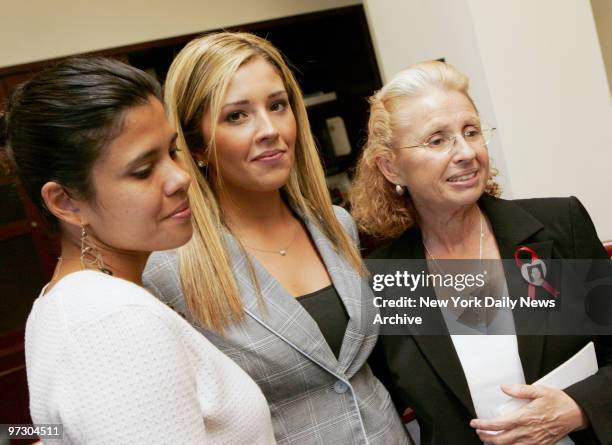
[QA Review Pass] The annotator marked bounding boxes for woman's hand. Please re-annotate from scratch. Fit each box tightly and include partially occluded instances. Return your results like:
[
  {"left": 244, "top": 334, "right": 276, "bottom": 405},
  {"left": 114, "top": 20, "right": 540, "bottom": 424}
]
[{"left": 469, "top": 384, "right": 588, "bottom": 445}]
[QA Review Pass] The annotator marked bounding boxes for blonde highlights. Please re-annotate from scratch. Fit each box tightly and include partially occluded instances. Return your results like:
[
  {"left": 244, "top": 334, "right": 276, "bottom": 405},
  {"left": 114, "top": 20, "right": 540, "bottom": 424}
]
[
  {"left": 165, "top": 32, "right": 363, "bottom": 331},
  {"left": 350, "top": 60, "right": 500, "bottom": 240}
]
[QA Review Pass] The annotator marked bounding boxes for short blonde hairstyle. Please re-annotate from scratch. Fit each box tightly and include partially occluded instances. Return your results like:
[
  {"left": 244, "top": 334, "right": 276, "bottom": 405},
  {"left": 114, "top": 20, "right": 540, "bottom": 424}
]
[
  {"left": 350, "top": 60, "right": 500, "bottom": 240},
  {"left": 165, "top": 32, "right": 363, "bottom": 331}
]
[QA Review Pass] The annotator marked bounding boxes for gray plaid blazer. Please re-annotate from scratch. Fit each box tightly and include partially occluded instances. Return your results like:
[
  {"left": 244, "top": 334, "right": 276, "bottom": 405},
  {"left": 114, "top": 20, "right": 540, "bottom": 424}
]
[{"left": 143, "top": 206, "right": 408, "bottom": 445}]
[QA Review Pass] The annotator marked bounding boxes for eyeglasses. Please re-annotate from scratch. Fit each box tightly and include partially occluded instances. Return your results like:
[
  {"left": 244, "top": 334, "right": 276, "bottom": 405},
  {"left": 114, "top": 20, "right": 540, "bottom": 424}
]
[{"left": 395, "top": 127, "right": 496, "bottom": 154}]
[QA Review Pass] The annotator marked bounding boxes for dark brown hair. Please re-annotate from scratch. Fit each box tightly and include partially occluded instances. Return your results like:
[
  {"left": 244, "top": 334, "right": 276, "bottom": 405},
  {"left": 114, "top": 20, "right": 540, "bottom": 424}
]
[{"left": 2, "top": 57, "right": 162, "bottom": 232}]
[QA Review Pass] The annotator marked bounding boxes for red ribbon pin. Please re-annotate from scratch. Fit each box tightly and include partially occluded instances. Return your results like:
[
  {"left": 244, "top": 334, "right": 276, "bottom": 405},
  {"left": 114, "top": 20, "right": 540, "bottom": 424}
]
[{"left": 514, "top": 246, "right": 560, "bottom": 299}]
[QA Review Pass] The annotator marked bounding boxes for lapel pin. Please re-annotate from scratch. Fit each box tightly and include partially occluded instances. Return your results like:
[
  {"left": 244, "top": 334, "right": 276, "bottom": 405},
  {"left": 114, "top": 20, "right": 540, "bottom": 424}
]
[{"left": 514, "top": 246, "right": 560, "bottom": 299}]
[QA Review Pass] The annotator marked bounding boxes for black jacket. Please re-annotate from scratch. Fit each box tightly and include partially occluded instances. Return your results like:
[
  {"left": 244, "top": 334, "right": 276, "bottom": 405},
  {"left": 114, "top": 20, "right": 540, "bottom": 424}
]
[{"left": 369, "top": 195, "right": 612, "bottom": 445}]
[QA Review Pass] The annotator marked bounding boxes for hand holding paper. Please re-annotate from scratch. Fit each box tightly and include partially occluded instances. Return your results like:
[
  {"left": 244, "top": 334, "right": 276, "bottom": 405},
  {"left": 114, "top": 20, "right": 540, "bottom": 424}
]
[
  {"left": 470, "top": 384, "right": 587, "bottom": 445},
  {"left": 470, "top": 342, "right": 598, "bottom": 445}
]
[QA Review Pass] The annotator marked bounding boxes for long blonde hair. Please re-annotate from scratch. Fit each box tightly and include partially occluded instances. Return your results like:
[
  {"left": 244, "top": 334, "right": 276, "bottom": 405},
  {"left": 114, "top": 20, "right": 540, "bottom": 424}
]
[
  {"left": 350, "top": 60, "right": 501, "bottom": 240},
  {"left": 165, "top": 32, "right": 363, "bottom": 331}
]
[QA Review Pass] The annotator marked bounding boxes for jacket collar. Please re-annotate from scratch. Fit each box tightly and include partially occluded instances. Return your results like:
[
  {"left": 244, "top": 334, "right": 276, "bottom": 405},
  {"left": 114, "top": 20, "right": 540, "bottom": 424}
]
[
  {"left": 478, "top": 194, "right": 548, "bottom": 257},
  {"left": 479, "top": 195, "right": 553, "bottom": 384},
  {"left": 224, "top": 210, "right": 370, "bottom": 378}
]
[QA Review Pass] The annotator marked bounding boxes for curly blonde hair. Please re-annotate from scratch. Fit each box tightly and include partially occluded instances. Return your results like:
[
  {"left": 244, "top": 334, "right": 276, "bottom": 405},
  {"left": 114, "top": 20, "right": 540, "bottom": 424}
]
[{"left": 350, "top": 60, "right": 501, "bottom": 240}]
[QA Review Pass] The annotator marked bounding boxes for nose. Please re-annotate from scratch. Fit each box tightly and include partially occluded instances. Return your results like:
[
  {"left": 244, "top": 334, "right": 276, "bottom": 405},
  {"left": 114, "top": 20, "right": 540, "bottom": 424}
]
[
  {"left": 163, "top": 161, "right": 191, "bottom": 196},
  {"left": 255, "top": 110, "right": 280, "bottom": 144},
  {"left": 451, "top": 134, "right": 477, "bottom": 163}
]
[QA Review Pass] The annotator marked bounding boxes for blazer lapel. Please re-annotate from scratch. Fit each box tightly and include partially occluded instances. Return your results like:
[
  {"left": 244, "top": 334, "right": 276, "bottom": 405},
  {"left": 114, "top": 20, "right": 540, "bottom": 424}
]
[
  {"left": 390, "top": 228, "right": 478, "bottom": 416},
  {"left": 224, "top": 231, "right": 341, "bottom": 375},
  {"left": 498, "top": 238, "right": 551, "bottom": 383},
  {"left": 479, "top": 195, "right": 553, "bottom": 383},
  {"left": 302, "top": 217, "right": 367, "bottom": 376}
]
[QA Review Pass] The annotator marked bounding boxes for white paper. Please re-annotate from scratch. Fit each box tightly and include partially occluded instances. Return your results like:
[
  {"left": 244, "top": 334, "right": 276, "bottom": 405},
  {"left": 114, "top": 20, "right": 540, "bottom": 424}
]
[{"left": 494, "top": 342, "right": 598, "bottom": 445}]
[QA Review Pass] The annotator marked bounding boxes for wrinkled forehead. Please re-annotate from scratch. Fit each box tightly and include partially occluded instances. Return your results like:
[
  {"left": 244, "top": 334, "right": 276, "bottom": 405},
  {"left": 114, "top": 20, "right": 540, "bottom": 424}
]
[{"left": 387, "top": 89, "right": 479, "bottom": 133}]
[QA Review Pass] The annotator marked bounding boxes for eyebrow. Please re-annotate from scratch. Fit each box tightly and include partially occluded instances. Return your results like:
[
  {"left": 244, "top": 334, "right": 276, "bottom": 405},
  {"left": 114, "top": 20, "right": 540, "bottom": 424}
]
[
  {"left": 126, "top": 149, "right": 157, "bottom": 170},
  {"left": 420, "top": 117, "right": 481, "bottom": 137},
  {"left": 125, "top": 132, "right": 178, "bottom": 169},
  {"left": 222, "top": 90, "right": 288, "bottom": 109}
]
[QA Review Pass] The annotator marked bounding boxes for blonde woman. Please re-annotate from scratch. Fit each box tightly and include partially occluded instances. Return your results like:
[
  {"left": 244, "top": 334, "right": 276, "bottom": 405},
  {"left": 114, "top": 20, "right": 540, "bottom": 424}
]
[
  {"left": 351, "top": 60, "right": 612, "bottom": 445},
  {"left": 143, "top": 32, "right": 409, "bottom": 444}
]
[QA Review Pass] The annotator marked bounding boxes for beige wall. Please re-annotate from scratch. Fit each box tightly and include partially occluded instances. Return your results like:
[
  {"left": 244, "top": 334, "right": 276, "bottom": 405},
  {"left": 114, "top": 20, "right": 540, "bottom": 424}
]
[
  {"left": 0, "top": 0, "right": 359, "bottom": 68},
  {"left": 592, "top": 0, "right": 612, "bottom": 95},
  {"left": 468, "top": 0, "right": 612, "bottom": 237},
  {"left": 364, "top": 0, "right": 612, "bottom": 237}
]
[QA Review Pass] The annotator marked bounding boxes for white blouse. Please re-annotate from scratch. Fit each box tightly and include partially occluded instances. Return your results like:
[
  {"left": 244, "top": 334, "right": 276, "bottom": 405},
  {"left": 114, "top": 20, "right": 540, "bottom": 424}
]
[{"left": 442, "top": 282, "right": 526, "bottom": 420}]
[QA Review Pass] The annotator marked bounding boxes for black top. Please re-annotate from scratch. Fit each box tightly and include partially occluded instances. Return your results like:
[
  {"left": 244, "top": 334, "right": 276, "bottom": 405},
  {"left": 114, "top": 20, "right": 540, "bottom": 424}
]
[{"left": 297, "top": 284, "right": 349, "bottom": 359}]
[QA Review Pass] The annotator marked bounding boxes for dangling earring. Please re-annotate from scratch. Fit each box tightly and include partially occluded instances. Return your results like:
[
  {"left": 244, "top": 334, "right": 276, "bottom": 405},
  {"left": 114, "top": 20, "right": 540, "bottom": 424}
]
[
  {"left": 80, "top": 226, "right": 113, "bottom": 275},
  {"left": 395, "top": 184, "right": 405, "bottom": 196},
  {"left": 197, "top": 160, "right": 206, "bottom": 168}
]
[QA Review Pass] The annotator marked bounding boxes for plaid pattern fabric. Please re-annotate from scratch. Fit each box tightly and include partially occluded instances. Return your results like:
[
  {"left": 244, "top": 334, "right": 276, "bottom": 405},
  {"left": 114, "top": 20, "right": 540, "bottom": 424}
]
[{"left": 143, "top": 207, "right": 409, "bottom": 445}]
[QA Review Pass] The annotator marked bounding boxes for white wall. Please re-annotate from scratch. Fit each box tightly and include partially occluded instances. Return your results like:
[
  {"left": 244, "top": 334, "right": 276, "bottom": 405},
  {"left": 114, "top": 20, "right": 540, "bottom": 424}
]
[
  {"left": 364, "top": 0, "right": 612, "bottom": 238},
  {"left": 468, "top": 0, "right": 612, "bottom": 237},
  {"left": 0, "top": 0, "right": 359, "bottom": 68}
]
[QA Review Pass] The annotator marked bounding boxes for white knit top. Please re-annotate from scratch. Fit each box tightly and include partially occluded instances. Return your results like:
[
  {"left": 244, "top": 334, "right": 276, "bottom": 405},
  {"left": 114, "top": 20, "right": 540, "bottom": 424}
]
[{"left": 25, "top": 270, "right": 276, "bottom": 444}]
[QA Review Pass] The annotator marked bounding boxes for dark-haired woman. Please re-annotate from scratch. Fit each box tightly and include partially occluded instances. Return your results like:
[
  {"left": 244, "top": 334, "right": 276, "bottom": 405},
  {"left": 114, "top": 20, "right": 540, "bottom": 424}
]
[{"left": 3, "top": 58, "right": 275, "bottom": 444}]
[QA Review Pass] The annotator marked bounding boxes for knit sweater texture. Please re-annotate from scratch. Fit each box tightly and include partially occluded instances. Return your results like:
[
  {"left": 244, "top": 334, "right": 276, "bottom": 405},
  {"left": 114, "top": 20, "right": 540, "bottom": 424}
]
[{"left": 25, "top": 270, "right": 276, "bottom": 444}]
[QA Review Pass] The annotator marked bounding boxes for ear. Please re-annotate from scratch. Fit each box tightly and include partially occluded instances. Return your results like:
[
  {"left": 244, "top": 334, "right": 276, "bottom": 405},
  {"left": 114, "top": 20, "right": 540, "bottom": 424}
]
[
  {"left": 41, "top": 182, "right": 87, "bottom": 227},
  {"left": 375, "top": 152, "right": 404, "bottom": 186}
]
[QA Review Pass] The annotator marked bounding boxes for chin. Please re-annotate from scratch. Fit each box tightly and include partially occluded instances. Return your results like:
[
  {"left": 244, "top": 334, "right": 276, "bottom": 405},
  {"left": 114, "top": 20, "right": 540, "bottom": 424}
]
[
  {"left": 156, "top": 227, "right": 194, "bottom": 251},
  {"left": 446, "top": 189, "right": 484, "bottom": 208},
  {"left": 253, "top": 174, "right": 292, "bottom": 192}
]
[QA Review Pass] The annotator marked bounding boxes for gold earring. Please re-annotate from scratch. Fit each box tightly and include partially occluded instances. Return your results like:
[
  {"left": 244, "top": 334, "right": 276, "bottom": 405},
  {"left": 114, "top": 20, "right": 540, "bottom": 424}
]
[
  {"left": 395, "top": 184, "right": 405, "bottom": 196},
  {"left": 197, "top": 160, "right": 206, "bottom": 168},
  {"left": 80, "top": 226, "right": 113, "bottom": 275}
]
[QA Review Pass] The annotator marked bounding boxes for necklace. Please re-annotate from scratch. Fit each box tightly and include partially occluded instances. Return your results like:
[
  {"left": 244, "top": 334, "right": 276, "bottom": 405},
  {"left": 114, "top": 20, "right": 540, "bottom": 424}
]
[
  {"left": 424, "top": 210, "right": 497, "bottom": 331},
  {"left": 423, "top": 208, "right": 484, "bottom": 261},
  {"left": 240, "top": 219, "right": 301, "bottom": 257}
]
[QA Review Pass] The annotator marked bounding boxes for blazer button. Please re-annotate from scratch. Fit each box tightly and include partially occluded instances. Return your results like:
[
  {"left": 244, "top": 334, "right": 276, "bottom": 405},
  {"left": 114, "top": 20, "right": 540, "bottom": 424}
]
[{"left": 333, "top": 380, "right": 349, "bottom": 394}]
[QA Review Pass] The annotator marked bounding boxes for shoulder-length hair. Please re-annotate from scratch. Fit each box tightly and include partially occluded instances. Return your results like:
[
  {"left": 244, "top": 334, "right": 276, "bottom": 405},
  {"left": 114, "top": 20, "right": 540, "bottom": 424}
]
[
  {"left": 164, "top": 32, "right": 363, "bottom": 331},
  {"left": 350, "top": 60, "right": 501, "bottom": 240}
]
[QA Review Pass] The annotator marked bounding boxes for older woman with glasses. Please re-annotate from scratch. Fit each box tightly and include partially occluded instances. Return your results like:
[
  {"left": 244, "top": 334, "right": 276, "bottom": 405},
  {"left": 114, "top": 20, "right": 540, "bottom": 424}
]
[{"left": 351, "top": 61, "right": 612, "bottom": 445}]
